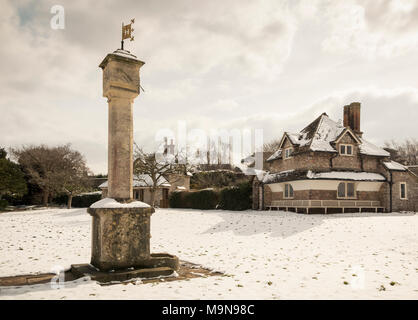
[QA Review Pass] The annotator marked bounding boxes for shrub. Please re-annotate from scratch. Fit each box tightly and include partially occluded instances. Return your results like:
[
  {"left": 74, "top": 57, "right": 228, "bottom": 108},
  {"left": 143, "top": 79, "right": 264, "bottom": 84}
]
[
  {"left": 189, "top": 189, "right": 218, "bottom": 210},
  {"left": 0, "top": 199, "right": 8, "bottom": 210},
  {"left": 218, "top": 182, "right": 252, "bottom": 211},
  {"left": 169, "top": 189, "right": 219, "bottom": 210},
  {"left": 71, "top": 193, "right": 102, "bottom": 207},
  {"left": 53, "top": 192, "right": 102, "bottom": 208},
  {"left": 169, "top": 191, "right": 183, "bottom": 208}
]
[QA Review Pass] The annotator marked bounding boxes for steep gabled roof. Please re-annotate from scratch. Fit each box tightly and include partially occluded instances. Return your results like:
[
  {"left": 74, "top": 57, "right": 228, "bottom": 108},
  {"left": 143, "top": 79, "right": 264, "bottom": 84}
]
[
  {"left": 359, "top": 138, "right": 390, "bottom": 157},
  {"left": 268, "top": 112, "right": 389, "bottom": 158},
  {"left": 383, "top": 160, "right": 407, "bottom": 171}
]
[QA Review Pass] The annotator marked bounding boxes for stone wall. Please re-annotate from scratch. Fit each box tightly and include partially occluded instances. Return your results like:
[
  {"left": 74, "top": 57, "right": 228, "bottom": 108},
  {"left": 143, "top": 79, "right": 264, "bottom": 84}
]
[
  {"left": 389, "top": 171, "right": 418, "bottom": 212},
  {"left": 332, "top": 133, "right": 362, "bottom": 170},
  {"left": 167, "top": 174, "right": 190, "bottom": 193}
]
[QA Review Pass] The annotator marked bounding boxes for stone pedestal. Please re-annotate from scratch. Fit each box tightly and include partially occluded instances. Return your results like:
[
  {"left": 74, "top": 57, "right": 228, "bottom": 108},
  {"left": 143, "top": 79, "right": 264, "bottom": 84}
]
[{"left": 88, "top": 206, "right": 154, "bottom": 270}]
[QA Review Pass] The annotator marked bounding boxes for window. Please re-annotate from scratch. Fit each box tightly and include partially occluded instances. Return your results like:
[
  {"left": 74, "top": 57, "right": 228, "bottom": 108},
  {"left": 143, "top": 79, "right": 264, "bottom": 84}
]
[
  {"left": 284, "top": 183, "right": 294, "bottom": 199},
  {"left": 284, "top": 148, "right": 293, "bottom": 159},
  {"left": 400, "top": 183, "right": 407, "bottom": 200},
  {"left": 340, "top": 144, "right": 353, "bottom": 156},
  {"left": 337, "top": 182, "right": 356, "bottom": 198}
]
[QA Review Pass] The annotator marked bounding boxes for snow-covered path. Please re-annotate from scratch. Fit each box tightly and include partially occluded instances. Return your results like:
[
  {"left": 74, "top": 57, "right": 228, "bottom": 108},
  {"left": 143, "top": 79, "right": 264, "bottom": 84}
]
[{"left": 0, "top": 208, "right": 417, "bottom": 299}]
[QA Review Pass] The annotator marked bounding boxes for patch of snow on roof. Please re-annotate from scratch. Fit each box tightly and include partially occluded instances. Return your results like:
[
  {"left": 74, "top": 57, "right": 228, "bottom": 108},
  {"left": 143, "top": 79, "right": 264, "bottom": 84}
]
[
  {"left": 309, "top": 115, "right": 345, "bottom": 152},
  {"left": 266, "top": 149, "right": 282, "bottom": 162},
  {"left": 263, "top": 170, "right": 295, "bottom": 183},
  {"left": 383, "top": 161, "right": 407, "bottom": 171},
  {"left": 242, "top": 155, "right": 255, "bottom": 166},
  {"left": 359, "top": 138, "right": 390, "bottom": 157},
  {"left": 241, "top": 167, "right": 267, "bottom": 180},
  {"left": 90, "top": 198, "right": 150, "bottom": 209},
  {"left": 287, "top": 133, "right": 301, "bottom": 145},
  {"left": 99, "top": 174, "right": 171, "bottom": 188},
  {"left": 306, "top": 170, "right": 386, "bottom": 181}
]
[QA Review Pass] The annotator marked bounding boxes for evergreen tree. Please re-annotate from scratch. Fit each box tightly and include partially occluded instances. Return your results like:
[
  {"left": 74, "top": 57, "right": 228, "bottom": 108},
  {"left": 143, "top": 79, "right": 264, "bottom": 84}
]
[{"left": 0, "top": 147, "right": 27, "bottom": 201}]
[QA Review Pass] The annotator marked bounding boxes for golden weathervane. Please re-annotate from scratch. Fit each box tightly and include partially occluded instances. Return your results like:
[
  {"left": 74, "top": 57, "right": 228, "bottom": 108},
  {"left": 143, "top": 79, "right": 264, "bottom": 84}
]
[{"left": 121, "top": 18, "right": 135, "bottom": 50}]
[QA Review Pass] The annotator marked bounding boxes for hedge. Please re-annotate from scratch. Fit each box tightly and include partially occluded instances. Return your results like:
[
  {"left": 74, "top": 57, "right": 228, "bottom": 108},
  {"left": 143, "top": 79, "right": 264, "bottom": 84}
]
[
  {"left": 218, "top": 182, "right": 252, "bottom": 211},
  {"left": 0, "top": 199, "right": 8, "bottom": 210},
  {"left": 169, "top": 182, "right": 252, "bottom": 211},
  {"left": 169, "top": 189, "right": 218, "bottom": 210},
  {"left": 53, "top": 193, "right": 102, "bottom": 208}
]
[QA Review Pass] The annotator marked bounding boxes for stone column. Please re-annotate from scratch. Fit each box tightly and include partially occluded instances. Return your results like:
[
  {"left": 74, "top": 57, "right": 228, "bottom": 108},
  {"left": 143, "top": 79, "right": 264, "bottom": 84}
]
[
  {"left": 100, "top": 49, "right": 145, "bottom": 200},
  {"left": 87, "top": 49, "right": 153, "bottom": 271}
]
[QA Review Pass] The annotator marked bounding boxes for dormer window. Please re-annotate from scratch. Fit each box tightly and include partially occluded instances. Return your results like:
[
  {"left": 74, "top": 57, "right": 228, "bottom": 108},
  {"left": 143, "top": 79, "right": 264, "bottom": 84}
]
[
  {"left": 340, "top": 144, "right": 353, "bottom": 156},
  {"left": 284, "top": 147, "right": 293, "bottom": 160}
]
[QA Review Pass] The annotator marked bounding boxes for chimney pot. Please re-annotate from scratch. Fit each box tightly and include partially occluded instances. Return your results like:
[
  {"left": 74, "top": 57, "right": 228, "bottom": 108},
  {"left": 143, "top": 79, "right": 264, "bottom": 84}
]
[{"left": 343, "top": 102, "right": 362, "bottom": 136}]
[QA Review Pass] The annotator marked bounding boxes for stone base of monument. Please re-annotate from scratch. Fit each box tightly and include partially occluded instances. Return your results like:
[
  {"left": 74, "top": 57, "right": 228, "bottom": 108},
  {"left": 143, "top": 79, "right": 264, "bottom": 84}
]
[
  {"left": 84, "top": 198, "right": 180, "bottom": 281},
  {"left": 0, "top": 260, "right": 223, "bottom": 287},
  {"left": 71, "top": 253, "right": 179, "bottom": 283}
]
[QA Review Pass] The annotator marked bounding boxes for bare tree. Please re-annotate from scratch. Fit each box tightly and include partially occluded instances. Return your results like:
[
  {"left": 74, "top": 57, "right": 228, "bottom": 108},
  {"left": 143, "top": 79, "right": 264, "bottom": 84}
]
[
  {"left": 263, "top": 137, "right": 282, "bottom": 152},
  {"left": 12, "top": 144, "right": 91, "bottom": 207},
  {"left": 133, "top": 144, "right": 179, "bottom": 208},
  {"left": 384, "top": 138, "right": 418, "bottom": 166}
]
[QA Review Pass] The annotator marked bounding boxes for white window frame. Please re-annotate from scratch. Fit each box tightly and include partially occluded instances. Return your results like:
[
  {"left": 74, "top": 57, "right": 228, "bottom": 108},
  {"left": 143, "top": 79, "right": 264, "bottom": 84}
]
[
  {"left": 400, "top": 182, "right": 407, "bottom": 200},
  {"left": 337, "top": 182, "right": 356, "bottom": 199},
  {"left": 284, "top": 183, "right": 294, "bottom": 199},
  {"left": 339, "top": 144, "right": 354, "bottom": 156},
  {"left": 284, "top": 147, "right": 293, "bottom": 160}
]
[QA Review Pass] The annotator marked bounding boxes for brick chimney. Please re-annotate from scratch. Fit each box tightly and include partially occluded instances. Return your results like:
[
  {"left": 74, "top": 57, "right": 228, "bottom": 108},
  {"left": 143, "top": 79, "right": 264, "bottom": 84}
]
[{"left": 343, "top": 102, "right": 362, "bottom": 137}]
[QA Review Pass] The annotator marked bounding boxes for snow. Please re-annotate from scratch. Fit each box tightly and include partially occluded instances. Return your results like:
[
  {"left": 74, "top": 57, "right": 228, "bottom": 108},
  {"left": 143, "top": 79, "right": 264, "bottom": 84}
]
[
  {"left": 0, "top": 208, "right": 417, "bottom": 299},
  {"left": 240, "top": 167, "right": 267, "bottom": 181},
  {"left": 241, "top": 155, "right": 255, "bottom": 167},
  {"left": 306, "top": 170, "right": 386, "bottom": 181},
  {"left": 111, "top": 49, "right": 141, "bottom": 62},
  {"left": 383, "top": 161, "right": 407, "bottom": 171},
  {"left": 263, "top": 170, "right": 295, "bottom": 184},
  {"left": 359, "top": 138, "right": 390, "bottom": 157},
  {"left": 266, "top": 149, "right": 282, "bottom": 161},
  {"left": 309, "top": 115, "right": 345, "bottom": 152},
  {"left": 287, "top": 133, "right": 301, "bottom": 145},
  {"left": 90, "top": 198, "right": 150, "bottom": 209}
]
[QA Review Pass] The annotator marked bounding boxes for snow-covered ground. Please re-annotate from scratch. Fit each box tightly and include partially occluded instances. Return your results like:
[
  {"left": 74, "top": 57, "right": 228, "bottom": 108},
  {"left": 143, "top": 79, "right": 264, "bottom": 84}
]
[{"left": 0, "top": 208, "right": 417, "bottom": 299}]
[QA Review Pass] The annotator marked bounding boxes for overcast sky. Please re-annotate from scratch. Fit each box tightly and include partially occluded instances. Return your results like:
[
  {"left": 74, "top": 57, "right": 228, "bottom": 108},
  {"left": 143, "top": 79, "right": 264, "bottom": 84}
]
[{"left": 1, "top": 0, "right": 417, "bottom": 174}]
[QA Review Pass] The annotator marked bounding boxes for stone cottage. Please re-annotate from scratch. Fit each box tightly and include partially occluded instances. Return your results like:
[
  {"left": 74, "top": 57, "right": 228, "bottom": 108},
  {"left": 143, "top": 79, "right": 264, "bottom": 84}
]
[
  {"left": 100, "top": 173, "right": 191, "bottom": 208},
  {"left": 253, "top": 102, "right": 418, "bottom": 213}
]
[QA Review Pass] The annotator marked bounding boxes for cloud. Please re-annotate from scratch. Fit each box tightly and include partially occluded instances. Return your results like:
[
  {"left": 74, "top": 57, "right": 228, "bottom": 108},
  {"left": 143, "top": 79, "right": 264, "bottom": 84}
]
[
  {"left": 320, "top": 0, "right": 418, "bottom": 58},
  {"left": 0, "top": 0, "right": 417, "bottom": 173}
]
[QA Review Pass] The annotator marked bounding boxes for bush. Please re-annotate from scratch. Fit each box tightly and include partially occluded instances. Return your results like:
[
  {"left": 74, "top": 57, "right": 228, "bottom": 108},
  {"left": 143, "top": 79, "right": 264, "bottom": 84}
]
[
  {"left": 169, "top": 191, "right": 183, "bottom": 208},
  {"left": 0, "top": 199, "right": 8, "bottom": 210},
  {"left": 189, "top": 189, "right": 218, "bottom": 210},
  {"left": 53, "top": 192, "right": 102, "bottom": 208},
  {"left": 218, "top": 182, "right": 252, "bottom": 211},
  {"left": 72, "top": 193, "right": 102, "bottom": 207},
  {"left": 168, "top": 183, "right": 252, "bottom": 211},
  {"left": 169, "top": 189, "right": 219, "bottom": 210}
]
